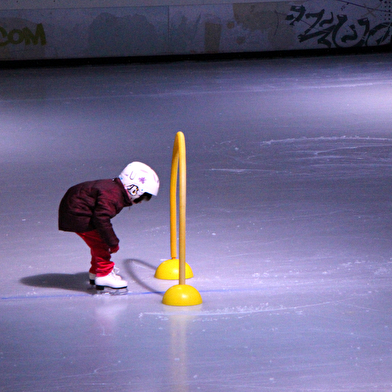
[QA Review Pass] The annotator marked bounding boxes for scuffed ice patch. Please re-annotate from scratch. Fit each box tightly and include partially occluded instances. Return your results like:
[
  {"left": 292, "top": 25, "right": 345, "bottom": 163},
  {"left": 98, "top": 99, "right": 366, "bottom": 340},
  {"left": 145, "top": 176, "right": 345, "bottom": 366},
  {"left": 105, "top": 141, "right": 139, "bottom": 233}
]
[{"left": 208, "top": 136, "right": 392, "bottom": 180}]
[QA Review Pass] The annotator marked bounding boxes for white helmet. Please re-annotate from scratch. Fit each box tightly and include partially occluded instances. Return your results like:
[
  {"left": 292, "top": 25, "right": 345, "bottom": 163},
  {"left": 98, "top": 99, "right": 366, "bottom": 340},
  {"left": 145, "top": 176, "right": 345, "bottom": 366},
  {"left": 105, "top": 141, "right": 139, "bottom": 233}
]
[{"left": 119, "top": 162, "right": 159, "bottom": 200}]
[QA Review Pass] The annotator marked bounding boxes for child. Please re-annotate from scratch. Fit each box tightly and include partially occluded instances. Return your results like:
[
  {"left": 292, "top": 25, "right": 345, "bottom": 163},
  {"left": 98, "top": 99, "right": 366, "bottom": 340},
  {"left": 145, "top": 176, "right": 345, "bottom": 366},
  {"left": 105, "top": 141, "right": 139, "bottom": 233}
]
[{"left": 58, "top": 162, "right": 159, "bottom": 291}]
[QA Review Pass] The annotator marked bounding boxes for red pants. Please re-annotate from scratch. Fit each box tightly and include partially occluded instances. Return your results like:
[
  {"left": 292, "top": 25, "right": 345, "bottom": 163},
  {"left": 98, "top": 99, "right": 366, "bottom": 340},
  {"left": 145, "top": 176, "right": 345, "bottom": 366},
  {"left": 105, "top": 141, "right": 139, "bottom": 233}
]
[{"left": 77, "top": 230, "right": 114, "bottom": 277}]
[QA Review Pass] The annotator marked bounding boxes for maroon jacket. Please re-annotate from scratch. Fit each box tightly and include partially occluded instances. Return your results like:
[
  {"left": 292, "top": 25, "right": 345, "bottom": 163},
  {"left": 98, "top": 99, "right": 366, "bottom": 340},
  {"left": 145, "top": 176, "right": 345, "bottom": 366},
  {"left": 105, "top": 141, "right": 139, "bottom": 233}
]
[{"left": 58, "top": 178, "right": 132, "bottom": 247}]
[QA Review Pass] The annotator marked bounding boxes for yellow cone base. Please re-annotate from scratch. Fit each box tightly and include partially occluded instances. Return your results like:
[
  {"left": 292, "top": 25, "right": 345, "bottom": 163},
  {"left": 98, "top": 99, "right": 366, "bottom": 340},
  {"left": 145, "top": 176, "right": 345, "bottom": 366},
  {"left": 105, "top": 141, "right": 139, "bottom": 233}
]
[
  {"left": 162, "top": 284, "right": 203, "bottom": 306},
  {"left": 154, "top": 258, "right": 194, "bottom": 280}
]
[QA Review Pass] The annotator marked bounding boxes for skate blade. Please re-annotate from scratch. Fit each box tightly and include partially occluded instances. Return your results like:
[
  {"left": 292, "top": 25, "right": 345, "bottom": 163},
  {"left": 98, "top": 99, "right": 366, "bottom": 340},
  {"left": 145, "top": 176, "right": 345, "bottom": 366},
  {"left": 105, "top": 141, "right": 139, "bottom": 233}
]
[{"left": 95, "top": 286, "right": 128, "bottom": 296}]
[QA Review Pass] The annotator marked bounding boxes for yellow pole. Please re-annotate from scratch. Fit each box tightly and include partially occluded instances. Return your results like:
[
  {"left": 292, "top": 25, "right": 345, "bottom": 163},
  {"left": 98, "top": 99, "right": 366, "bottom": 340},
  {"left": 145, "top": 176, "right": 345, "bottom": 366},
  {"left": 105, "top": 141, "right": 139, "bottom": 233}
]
[
  {"left": 154, "top": 131, "right": 194, "bottom": 281},
  {"left": 177, "top": 132, "right": 186, "bottom": 286},
  {"left": 170, "top": 136, "right": 179, "bottom": 260},
  {"left": 160, "top": 132, "right": 202, "bottom": 306},
  {"left": 169, "top": 131, "right": 186, "bottom": 284}
]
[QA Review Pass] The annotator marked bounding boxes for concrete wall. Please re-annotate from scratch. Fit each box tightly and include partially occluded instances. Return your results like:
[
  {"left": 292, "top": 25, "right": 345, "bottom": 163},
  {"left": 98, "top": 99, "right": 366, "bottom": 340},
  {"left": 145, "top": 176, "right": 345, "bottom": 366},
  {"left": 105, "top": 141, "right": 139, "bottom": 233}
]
[{"left": 0, "top": 0, "right": 391, "bottom": 61}]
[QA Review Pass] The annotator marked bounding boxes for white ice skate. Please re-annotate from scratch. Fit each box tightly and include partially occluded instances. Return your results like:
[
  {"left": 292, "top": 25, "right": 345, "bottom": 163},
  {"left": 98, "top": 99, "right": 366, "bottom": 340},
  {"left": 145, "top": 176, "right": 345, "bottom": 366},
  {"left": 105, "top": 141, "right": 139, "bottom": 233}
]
[{"left": 95, "top": 269, "right": 128, "bottom": 291}]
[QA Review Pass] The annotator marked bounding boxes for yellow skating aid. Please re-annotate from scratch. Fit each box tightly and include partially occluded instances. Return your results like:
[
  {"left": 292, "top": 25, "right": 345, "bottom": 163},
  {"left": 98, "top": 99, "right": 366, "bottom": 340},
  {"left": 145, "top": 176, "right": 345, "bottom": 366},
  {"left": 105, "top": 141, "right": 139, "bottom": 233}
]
[
  {"left": 162, "top": 284, "right": 203, "bottom": 306},
  {"left": 156, "top": 132, "right": 202, "bottom": 306},
  {"left": 154, "top": 258, "right": 193, "bottom": 280}
]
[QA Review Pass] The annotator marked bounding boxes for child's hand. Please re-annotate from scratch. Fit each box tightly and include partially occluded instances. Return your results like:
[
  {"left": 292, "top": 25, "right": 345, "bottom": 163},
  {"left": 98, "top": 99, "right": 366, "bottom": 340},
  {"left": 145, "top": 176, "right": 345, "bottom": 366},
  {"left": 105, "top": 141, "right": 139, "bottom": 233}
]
[{"left": 109, "top": 245, "right": 119, "bottom": 254}]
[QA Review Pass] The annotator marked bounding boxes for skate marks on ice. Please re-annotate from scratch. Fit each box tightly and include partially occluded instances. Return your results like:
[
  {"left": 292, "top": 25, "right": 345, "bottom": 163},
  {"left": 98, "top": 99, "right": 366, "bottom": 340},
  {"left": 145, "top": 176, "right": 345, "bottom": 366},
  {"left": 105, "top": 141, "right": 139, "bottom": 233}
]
[
  {"left": 208, "top": 136, "right": 392, "bottom": 180},
  {"left": 259, "top": 136, "right": 392, "bottom": 180},
  {"left": 142, "top": 298, "right": 346, "bottom": 318},
  {"left": 121, "top": 258, "right": 351, "bottom": 319}
]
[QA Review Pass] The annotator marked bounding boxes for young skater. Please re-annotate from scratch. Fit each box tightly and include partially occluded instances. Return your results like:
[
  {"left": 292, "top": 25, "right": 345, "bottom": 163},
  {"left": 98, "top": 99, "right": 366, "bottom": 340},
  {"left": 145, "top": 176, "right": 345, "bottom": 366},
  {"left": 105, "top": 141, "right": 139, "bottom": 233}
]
[{"left": 58, "top": 162, "right": 159, "bottom": 291}]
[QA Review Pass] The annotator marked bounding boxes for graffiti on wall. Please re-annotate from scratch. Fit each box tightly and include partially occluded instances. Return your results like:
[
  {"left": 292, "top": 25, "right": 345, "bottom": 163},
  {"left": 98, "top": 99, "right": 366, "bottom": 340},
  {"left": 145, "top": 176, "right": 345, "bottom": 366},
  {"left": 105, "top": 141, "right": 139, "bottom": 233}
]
[
  {"left": 0, "top": 23, "right": 46, "bottom": 47},
  {"left": 0, "top": 3, "right": 391, "bottom": 60},
  {"left": 286, "top": 4, "right": 391, "bottom": 48}
]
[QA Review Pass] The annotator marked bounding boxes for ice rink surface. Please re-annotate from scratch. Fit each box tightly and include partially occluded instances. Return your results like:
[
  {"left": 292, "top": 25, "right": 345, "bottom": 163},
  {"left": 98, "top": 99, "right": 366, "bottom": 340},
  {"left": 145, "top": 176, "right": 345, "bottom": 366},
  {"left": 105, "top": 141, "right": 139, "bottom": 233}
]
[{"left": 1, "top": 52, "right": 392, "bottom": 391}]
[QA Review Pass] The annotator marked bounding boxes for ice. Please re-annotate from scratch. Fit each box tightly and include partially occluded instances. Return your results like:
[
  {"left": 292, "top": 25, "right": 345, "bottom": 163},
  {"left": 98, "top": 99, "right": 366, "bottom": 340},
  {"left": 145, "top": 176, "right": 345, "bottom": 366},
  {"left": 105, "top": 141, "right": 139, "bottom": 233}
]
[{"left": 1, "top": 53, "right": 392, "bottom": 391}]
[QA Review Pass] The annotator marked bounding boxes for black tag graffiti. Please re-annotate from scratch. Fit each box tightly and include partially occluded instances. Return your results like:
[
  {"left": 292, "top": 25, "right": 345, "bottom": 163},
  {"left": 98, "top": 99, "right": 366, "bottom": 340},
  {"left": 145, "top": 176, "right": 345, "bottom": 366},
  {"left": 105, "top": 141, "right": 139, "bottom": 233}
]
[{"left": 286, "top": 5, "right": 391, "bottom": 48}]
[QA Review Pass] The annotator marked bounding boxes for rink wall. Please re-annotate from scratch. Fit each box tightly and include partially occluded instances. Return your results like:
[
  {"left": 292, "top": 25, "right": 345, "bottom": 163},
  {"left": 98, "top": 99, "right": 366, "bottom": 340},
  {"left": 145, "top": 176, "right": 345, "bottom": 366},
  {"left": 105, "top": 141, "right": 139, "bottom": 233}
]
[{"left": 0, "top": 0, "right": 391, "bottom": 61}]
